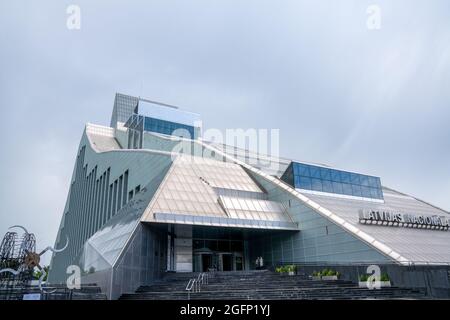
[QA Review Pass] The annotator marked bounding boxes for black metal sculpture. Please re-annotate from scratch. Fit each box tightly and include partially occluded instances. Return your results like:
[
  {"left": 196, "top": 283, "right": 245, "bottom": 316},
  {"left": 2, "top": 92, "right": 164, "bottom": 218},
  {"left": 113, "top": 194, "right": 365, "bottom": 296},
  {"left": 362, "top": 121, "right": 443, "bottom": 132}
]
[{"left": 0, "top": 225, "right": 68, "bottom": 293}]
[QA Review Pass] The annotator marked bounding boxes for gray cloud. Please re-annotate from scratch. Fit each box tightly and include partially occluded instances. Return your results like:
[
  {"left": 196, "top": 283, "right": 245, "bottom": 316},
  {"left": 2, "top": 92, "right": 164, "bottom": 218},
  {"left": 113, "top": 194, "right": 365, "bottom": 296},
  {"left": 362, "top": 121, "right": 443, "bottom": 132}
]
[{"left": 1, "top": 0, "right": 449, "bottom": 264}]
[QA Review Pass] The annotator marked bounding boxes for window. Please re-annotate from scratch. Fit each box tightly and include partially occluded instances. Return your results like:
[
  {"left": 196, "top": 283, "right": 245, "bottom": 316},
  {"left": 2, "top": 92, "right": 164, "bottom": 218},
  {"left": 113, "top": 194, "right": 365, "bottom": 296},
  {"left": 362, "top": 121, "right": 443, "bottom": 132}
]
[
  {"left": 342, "top": 183, "right": 353, "bottom": 196},
  {"left": 322, "top": 180, "right": 333, "bottom": 193},
  {"left": 331, "top": 170, "right": 341, "bottom": 182},
  {"left": 117, "top": 175, "right": 123, "bottom": 211},
  {"left": 309, "top": 166, "right": 321, "bottom": 178},
  {"left": 286, "top": 161, "right": 384, "bottom": 199},
  {"left": 350, "top": 173, "right": 360, "bottom": 185},
  {"left": 298, "top": 163, "right": 310, "bottom": 176},
  {"left": 340, "top": 172, "right": 351, "bottom": 183},
  {"left": 112, "top": 180, "right": 118, "bottom": 216},
  {"left": 320, "top": 168, "right": 331, "bottom": 180},
  {"left": 298, "top": 177, "right": 312, "bottom": 190},
  {"left": 311, "top": 178, "right": 323, "bottom": 192},
  {"left": 123, "top": 170, "right": 129, "bottom": 207},
  {"left": 351, "top": 184, "right": 362, "bottom": 197},
  {"left": 332, "top": 181, "right": 343, "bottom": 194},
  {"left": 360, "top": 175, "right": 370, "bottom": 187}
]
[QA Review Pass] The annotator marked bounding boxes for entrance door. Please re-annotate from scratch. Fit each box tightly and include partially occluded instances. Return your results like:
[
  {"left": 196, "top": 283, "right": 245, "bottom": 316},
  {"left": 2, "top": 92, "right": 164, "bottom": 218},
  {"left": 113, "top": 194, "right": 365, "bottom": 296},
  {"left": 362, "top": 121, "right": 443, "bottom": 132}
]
[
  {"left": 222, "top": 254, "right": 233, "bottom": 271},
  {"left": 202, "top": 254, "right": 212, "bottom": 272}
]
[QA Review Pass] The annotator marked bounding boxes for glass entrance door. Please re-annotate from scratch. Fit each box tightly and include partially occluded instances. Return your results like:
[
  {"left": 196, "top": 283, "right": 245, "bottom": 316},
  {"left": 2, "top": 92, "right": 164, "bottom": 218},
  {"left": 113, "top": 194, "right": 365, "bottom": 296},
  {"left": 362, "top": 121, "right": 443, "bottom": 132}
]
[
  {"left": 221, "top": 254, "right": 233, "bottom": 271},
  {"left": 202, "top": 254, "right": 213, "bottom": 272}
]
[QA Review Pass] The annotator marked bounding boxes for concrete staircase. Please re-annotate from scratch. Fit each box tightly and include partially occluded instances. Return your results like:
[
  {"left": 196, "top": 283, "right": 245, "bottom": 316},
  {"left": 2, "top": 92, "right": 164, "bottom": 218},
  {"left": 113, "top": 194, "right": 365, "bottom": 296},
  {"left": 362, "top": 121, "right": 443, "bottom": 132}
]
[{"left": 120, "top": 270, "right": 426, "bottom": 300}]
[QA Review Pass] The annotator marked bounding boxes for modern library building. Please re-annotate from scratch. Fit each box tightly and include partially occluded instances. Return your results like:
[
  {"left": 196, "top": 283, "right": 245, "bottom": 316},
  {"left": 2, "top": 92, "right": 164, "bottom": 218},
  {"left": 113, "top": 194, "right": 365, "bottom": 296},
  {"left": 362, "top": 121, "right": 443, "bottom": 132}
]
[{"left": 48, "top": 93, "right": 450, "bottom": 299}]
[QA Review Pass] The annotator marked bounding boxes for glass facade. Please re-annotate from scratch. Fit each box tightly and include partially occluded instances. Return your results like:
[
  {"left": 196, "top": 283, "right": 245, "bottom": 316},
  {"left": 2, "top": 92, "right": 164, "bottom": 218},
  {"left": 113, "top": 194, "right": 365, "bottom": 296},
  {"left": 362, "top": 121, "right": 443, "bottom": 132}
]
[
  {"left": 281, "top": 162, "right": 383, "bottom": 200},
  {"left": 143, "top": 116, "right": 196, "bottom": 138},
  {"left": 125, "top": 114, "right": 197, "bottom": 139}
]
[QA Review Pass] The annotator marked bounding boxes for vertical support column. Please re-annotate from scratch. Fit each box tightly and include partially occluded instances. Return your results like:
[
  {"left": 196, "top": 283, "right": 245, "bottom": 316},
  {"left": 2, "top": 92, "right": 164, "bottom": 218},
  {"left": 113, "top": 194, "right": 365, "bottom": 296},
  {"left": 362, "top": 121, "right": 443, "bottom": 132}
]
[
  {"left": 174, "top": 225, "right": 193, "bottom": 272},
  {"left": 244, "top": 240, "right": 250, "bottom": 271}
]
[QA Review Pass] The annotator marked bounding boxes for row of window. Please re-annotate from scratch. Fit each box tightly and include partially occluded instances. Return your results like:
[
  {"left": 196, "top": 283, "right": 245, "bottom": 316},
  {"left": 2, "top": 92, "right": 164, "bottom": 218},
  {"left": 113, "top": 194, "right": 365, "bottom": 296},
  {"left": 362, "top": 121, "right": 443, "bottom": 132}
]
[
  {"left": 282, "top": 162, "right": 384, "bottom": 200},
  {"left": 295, "top": 176, "right": 383, "bottom": 199},
  {"left": 143, "top": 116, "right": 196, "bottom": 138},
  {"left": 292, "top": 162, "right": 381, "bottom": 188},
  {"left": 62, "top": 146, "right": 143, "bottom": 262},
  {"left": 193, "top": 239, "right": 244, "bottom": 252}
]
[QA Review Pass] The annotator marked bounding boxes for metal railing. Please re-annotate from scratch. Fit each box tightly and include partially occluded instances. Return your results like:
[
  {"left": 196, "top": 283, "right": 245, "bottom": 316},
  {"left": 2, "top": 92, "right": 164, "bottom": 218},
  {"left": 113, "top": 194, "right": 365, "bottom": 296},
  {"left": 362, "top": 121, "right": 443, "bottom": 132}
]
[{"left": 186, "top": 272, "right": 209, "bottom": 300}]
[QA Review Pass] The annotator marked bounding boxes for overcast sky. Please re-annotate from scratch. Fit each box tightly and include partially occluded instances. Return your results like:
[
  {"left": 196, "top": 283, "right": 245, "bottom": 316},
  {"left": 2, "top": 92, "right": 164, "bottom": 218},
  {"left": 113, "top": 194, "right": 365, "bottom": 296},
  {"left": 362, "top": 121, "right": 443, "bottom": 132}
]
[{"left": 1, "top": 0, "right": 449, "bottom": 264}]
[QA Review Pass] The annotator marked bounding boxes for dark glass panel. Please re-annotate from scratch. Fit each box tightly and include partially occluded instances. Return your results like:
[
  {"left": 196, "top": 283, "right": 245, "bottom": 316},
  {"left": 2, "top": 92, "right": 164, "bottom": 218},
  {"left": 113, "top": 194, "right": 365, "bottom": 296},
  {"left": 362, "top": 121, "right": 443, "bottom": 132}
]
[
  {"left": 310, "top": 166, "right": 321, "bottom": 178},
  {"left": 332, "top": 181, "right": 343, "bottom": 194},
  {"left": 322, "top": 180, "right": 333, "bottom": 193},
  {"left": 360, "top": 175, "right": 370, "bottom": 187},
  {"left": 351, "top": 184, "right": 362, "bottom": 197},
  {"left": 311, "top": 178, "right": 323, "bottom": 192},
  {"left": 205, "top": 240, "right": 218, "bottom": 251},
  {"left": 293, "top": 163, "right": 300, "bottom": 176},
  {"left": 298, "top": 164, "right": 310, "bottom": 176},
  {"left": 350, "top": 173, "right": 361, "bottom": 185},
  {"left": 341, "top": 172, "right": 351, "bottom": 183},
  {"left": 230, "top": 241, "right": 243, "bottom": 252},
  {"left": 331, "top": 170, "right": 342, "bottom": 182},
  {"left": 368, "top": 176, "right": 378, "bottom": 188},
  {"left": 218, "top": 240, "right": 230, "bottom": 251},
  {"left": 193, "top": 240, "right": 204, "bottom": 250},
  {"left": 298, "top": 177, "right": 312, "bottom": 190},
  {"left": 342, "top": 183, "right": 353, "bottom": 195},
  {"left": 361, "top": 186, "right": 372, "bottom": 198},
  {"left": 370, "top": 187, "right": 379, "bottom": 199},
  {"left": 320, "top": 168, "right": 332, "bottom": 180}
]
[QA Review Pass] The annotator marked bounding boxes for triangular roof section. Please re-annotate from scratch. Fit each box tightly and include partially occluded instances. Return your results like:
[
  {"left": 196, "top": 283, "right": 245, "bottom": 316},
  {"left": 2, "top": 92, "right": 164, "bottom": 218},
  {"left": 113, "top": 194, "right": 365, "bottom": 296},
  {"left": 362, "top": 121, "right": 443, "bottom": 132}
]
[{"left": 141, "top": 155, "right": 298, "bottom": 230}]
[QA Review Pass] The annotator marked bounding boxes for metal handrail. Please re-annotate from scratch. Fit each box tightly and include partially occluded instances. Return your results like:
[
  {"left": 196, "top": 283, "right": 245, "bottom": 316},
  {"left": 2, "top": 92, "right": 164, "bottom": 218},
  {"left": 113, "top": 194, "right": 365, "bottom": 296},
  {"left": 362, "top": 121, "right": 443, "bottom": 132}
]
[{"left": 186, "top": 272, "right": 209, "bottom": 300}]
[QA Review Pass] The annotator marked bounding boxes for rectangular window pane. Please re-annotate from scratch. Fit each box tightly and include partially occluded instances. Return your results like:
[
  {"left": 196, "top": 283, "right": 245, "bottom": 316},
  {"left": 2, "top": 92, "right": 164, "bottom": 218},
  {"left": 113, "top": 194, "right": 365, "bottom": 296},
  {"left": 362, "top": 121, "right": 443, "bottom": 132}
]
[
  {"left": 320, "top": 168, "right": 332, "bottom": 180},
  {"left": 351, "top": 184, "right": 362, "bottom": 197},
  {"left": 368, "top": 176, "right": 378, "bottom": 188},
  {"left": 350, "top": 173, "right": 361, "bottom": 185},
  {"left": 361, "top": 186, "right": 371, "bottom": 198},
  {"left": 298, "top": 164, "right": 310, "bottom": 176},
  {"left": 342, "top": 183, "right": 353, "bottom": 195},
  {"left": 322, "top": 180, "right": 333, "bottom": 193},
  {"left": 331, "top": 170, "right": 341, "bottom": 182},
  {"left": 341, "top": 172, "right": 351, "bottom": 183},
  {"left": 309, "top": 166, "right": 321, "bottom": 178},
  {"left": 360, "top": 175, "right": 370, "bottom": 187},
  {"left": 332, "top": 181, "right": 343, "bottom": 194},
  {"left": 311, "top": 178, "right": 323, "bottom": 192},
  {"left": 298, "top": 177, "right": 312, "bottom": 190}
]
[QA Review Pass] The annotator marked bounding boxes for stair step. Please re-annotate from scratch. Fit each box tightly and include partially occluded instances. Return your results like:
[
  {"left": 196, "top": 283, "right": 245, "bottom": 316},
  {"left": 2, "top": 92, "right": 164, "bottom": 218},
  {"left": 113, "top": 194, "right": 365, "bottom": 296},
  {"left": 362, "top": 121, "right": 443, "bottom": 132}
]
[{"left": 119, "top": 270, "right": 426, "bottom": 300}]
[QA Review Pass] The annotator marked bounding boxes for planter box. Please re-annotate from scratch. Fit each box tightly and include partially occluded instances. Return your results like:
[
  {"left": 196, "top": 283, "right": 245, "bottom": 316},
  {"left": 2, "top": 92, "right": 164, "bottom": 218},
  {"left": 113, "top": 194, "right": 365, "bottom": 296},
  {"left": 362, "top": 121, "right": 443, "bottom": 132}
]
[
  {"left": 288, "top": 271, "right": 295, "bottom": 276},
  {"left": 321, "top": 275, "right": 339, "bottom": 281},
  {"left": 358, "top": 281, "right": 391, "bottom": 288},
  {"left": 312, "top": 276, "right": 321, "bottom": 281}
]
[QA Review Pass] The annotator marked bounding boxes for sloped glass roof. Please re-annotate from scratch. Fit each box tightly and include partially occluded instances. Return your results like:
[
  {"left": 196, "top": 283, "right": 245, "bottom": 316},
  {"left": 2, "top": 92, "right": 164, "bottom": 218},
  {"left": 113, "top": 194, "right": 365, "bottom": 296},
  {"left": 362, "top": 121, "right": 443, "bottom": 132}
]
[{"left": 143, "top": 156, "right": 297, "bottom": 230}]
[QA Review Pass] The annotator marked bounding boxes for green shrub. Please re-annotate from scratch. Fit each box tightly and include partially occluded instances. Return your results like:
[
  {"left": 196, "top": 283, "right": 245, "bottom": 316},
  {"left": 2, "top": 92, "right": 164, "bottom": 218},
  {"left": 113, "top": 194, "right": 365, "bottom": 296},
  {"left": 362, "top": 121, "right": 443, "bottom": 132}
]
[
  {"left": 312, "top": 269, "right": 340, "bottom": 278},
  {"left": 380, "top": 273, "right": 390, "bottom": 282},
  {"left": 359, "top": 273, "right": 390, "bottom": 282},
  {"left": 359, "top": 274, "right": 369, "bottom": 282}
]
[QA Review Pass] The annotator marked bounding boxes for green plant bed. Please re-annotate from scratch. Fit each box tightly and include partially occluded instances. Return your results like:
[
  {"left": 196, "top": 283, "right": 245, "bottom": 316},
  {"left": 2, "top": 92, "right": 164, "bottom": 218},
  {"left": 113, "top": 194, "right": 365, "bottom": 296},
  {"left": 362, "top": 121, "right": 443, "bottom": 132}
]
[
  {"left": 312, "top": 269, "right": 340, "bottom": 280},
  {"left": 275, "top": 265, "right": 298, "bottom": 275},
  {"left": 358, "top": 272, "right": 391, "bottom": 287}
]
